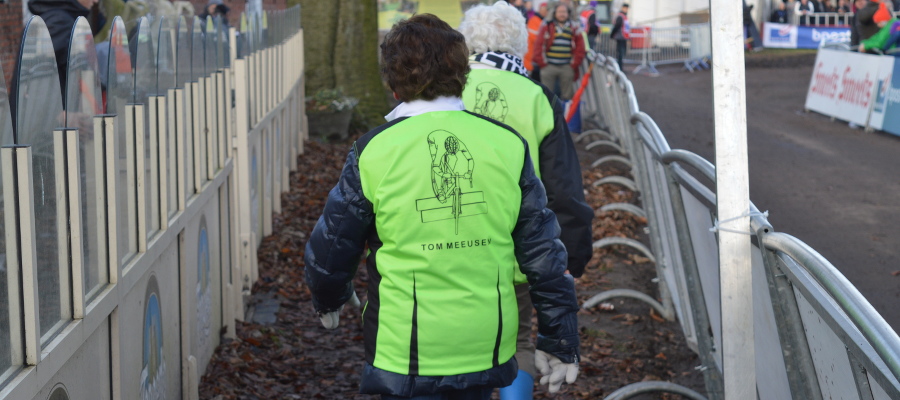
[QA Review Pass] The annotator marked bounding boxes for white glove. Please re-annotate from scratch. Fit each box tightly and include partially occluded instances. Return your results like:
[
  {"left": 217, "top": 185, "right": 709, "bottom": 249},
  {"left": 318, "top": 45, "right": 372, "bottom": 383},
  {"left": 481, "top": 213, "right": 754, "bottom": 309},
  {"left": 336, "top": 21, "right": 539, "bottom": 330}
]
[
  {"left": 319, "top": 306, "right": 342, "bottom": 329},
  {"left": 348, "top": 291, "right": 361, "bottom": 308},
  {"left": 535, "top": 350, "right": 579, "bottom": 393},
  {"left": 318, "top": 292, "right": 362, "bottom": 329}
]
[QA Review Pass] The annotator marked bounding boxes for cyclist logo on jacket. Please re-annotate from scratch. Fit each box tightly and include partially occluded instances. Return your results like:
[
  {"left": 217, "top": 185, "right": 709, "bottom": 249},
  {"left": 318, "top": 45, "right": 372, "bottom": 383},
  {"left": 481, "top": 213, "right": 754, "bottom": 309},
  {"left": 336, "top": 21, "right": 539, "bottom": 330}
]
[
  {"left": 473, "top": 82, "right": 509, "bottom": 122},
  {"left": 416, "top": 130, "right": 488, "bottom": 234}
]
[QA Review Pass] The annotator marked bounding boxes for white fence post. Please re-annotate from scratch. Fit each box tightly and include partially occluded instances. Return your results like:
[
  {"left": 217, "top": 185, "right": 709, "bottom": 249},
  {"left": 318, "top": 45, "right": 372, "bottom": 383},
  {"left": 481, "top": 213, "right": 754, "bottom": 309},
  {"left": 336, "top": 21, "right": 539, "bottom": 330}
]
[
  {"left": 59, "top": 129, "right": 86, "bottom": 320},
  {"left": 710, "top": 0, "right": 754, "bottom": 396}
]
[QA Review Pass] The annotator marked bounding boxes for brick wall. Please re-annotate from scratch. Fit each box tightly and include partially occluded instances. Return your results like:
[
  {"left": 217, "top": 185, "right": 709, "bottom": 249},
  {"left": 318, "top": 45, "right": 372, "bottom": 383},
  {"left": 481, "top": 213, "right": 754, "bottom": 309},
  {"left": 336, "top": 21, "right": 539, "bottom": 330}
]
[{"left": 0, "top": 0, "right": 24, "bottom": 91}]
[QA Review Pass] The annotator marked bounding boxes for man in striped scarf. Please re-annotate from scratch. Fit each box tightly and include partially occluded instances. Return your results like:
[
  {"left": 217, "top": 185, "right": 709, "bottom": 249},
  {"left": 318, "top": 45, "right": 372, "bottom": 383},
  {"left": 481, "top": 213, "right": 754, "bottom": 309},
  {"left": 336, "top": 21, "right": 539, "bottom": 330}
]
[{"left": 533, "top": 2, "right": 586, "bottom": 101}]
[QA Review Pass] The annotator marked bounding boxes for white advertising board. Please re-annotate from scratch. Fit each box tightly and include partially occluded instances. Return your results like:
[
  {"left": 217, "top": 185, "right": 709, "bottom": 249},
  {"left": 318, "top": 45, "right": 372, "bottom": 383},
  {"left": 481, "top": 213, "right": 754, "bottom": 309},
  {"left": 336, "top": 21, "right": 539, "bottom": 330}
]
[
  {"left": 869, "top": 56, "right": 897, "bottom": 131},
  {"left": 34, "top": 321, "right": 111, "bottom": 400},
  {"left": 120, "top": 241, "right": 183, "bottom": 400},
  {"left": 763, "top": 23, "right": 798, "bottom": 49},
  {"left": 183, "top": 196, "right": 223, "bottom": 377},
  {"left": 805, "top": 49, "right": 881, "bottom": 126}
]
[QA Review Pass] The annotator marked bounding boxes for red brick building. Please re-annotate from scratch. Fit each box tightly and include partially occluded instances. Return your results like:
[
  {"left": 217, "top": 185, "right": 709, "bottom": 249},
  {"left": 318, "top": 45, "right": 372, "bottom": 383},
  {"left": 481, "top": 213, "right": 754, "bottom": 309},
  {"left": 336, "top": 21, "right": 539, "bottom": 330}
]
[
  {"left": 187, "top": 0, "right": 289, "bottom": 29},
  {"left": 0, "top": 0, "right": 23, "bottom": 90}
]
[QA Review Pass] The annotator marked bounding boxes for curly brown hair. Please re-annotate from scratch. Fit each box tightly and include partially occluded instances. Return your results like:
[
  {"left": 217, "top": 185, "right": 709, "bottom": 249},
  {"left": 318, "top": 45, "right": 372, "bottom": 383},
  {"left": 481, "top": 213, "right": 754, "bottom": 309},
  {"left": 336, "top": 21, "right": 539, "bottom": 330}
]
[{"left": 380, "top": 14, "right": 470, "bottom": 102}]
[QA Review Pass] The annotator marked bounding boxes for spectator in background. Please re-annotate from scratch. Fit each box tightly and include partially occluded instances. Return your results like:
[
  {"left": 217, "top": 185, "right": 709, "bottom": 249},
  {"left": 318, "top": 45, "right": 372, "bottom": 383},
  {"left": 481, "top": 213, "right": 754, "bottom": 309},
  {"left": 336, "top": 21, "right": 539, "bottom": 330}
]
[
  {"left": 795, "top": 0, "right": 816, "bottom": 24},
  {"left": 199, "top": 0, "right": 230, "bottom": 24},
  {"left": 507, "top": 0, "right": 530, "bottom": 20},
  {"left": 610, "top": 3, "right": 630, "bottom": 71},
  {"left": 27, "top": 0, "right": 98, "bottom": 94},
  {"left": 879, "top": 0, "right": 896, "bottom": 16},
  {"left": 94, "top": 0, "right": 194, "bottom": 43},
  {"left": 859, "top": 16, "right": 900, "bottom": 53},
  {"left": 580, "top": 1, "right": 601, "bottom": 50},
  {"left": 744, "top": 1, "right": 763, "bottom": 51},
  {"left": 851, "top": 0, "right": 868, "bottom": 46},
  {"left": 525, "top": 0, "right": 548, "bottom": 80},
  {"left": 839, "top": 0, "right": 852, "bottom": 13},
  {"left": 874, "top": 0, "right": 895, "bottom": 24},
  {"left": 534, "top": 2, "right": 585, "bottom": 100},
  {"left": 812, "top": 0, "right": 828, "bottom": 12},
  {"left": 770, "top": 1, "right": 789, "bottom": 23},
  {"left": 857, "top": 0, "right": 884, "bottom": 42}
]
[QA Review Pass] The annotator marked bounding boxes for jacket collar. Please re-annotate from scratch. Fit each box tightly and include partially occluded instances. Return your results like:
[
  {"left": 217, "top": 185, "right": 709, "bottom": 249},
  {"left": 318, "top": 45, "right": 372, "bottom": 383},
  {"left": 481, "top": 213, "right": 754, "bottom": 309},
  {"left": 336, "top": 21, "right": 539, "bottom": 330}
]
[{"left": 384, "top": 96, "right": 465, "bottom": 122}]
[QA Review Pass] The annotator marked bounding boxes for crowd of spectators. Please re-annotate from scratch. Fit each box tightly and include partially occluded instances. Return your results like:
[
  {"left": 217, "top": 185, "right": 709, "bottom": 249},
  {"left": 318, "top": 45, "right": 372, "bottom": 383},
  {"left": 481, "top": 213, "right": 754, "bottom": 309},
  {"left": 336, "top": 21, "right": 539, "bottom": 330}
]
[
  {"left": 769, "top": 0, "right": 898, "bottom": 25},
  {"left": 759, "top": 0, "right": 899, "bottom": 54}
]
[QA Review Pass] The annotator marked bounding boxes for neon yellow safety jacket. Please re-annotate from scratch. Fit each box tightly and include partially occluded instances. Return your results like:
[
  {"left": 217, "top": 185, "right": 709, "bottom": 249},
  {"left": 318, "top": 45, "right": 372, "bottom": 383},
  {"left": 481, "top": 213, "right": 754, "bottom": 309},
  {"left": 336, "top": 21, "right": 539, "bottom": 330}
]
[
  {"left": 463, "top": 65, "right": 593, "bottom": 280},
  {"left": 304, "top": 109, "right": 579, "bottom": 397}
]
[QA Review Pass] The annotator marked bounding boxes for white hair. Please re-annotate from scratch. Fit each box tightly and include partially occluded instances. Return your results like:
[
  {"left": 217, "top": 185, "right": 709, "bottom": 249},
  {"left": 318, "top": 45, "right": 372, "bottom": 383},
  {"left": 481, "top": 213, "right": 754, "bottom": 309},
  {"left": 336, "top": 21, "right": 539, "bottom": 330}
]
[{"left": 458, "top": 1, "right": 528, "bottom": 57}]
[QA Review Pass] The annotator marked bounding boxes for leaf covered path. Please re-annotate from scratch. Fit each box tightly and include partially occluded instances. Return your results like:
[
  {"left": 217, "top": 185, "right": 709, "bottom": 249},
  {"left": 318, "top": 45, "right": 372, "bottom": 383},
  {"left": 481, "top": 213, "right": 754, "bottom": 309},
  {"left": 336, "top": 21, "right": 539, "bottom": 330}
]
[{"left": 199, "top": 138, "right": 704, "bottom": 399}]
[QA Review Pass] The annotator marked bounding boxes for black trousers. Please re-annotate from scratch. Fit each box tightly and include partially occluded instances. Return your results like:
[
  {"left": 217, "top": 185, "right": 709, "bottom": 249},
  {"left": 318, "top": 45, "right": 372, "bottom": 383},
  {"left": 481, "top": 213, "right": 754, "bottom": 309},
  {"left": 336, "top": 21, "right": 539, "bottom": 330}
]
[
  {"left": 381, "top": 386, "right": 494, "bottom": 400},
  {"left": 616, "top": 39, "right": 627, "bottom": 70}
]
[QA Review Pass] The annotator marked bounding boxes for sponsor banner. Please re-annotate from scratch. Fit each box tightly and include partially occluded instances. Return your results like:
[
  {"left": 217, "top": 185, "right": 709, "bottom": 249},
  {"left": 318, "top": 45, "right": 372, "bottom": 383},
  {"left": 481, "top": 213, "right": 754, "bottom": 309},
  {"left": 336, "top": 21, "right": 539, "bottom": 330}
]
[
  {"left": 881, "top": 60, "right": 900, "bottom": 137},
  {"left": 763, "top": 23, "right": 851, "bottom": 49},
  {"left": 868, "top": 57, "right": 895, "bottom": 131},
  {"left": 797, "top": 26, "right": 851, "bottom": 48},
  {"left": 763, "top": 23, "right": 797, "bottom": 48},
  {"left": 805, "top": 48, "right": 880, "bottom": 126}
]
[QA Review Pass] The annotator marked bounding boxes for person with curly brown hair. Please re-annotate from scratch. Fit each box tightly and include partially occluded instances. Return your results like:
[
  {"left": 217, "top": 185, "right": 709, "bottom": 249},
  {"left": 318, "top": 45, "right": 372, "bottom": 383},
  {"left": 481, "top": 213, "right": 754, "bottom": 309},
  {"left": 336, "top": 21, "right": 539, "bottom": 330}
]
[{"left": 304, "top": 13, "right": 580, "bottom": 400}]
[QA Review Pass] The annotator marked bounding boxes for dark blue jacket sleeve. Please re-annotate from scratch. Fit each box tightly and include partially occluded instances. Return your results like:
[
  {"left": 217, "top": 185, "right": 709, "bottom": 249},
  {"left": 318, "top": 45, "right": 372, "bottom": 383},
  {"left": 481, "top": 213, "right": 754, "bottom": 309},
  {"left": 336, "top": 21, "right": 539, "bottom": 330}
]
[
  {"left": 540, "top": 88, "right": 594, "bottom": 277},
  {"left": 304, "top": 147, "right": 374, "bottom": 314},
  {"left": 513, "top": 151, "right": 580, "bottom": 364}
]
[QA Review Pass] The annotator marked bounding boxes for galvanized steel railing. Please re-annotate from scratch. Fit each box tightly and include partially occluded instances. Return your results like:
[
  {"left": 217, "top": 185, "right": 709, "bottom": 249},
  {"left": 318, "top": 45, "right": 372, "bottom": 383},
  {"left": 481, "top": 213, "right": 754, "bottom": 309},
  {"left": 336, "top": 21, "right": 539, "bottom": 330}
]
[
  {"left": 578, "top": 50, "right": 900, "bottom": 400},
  {"left": 593, "top": 23, "right": 711, "bottom": 76},
  {"left": 791, "top": 11, "right": 855, "bottom": 26}
]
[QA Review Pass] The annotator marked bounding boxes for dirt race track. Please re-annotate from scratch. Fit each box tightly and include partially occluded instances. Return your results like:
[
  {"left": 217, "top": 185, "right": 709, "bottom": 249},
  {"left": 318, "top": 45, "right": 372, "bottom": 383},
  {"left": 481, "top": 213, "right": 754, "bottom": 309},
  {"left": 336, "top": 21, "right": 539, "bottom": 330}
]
[{"left": 628, "top": 62, "right": 900, "bottom": 330}]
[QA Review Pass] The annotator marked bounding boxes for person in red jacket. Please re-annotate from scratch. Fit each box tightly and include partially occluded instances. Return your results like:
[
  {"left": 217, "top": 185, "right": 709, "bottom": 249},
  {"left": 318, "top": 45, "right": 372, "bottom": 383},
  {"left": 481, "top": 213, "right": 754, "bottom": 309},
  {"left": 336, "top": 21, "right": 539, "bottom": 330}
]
[
  {"left": 533, "top": 1, "right": 585, "bottom": 101},
  {"left": 524, "top": 1, "right": 549, "bottom": 80}
]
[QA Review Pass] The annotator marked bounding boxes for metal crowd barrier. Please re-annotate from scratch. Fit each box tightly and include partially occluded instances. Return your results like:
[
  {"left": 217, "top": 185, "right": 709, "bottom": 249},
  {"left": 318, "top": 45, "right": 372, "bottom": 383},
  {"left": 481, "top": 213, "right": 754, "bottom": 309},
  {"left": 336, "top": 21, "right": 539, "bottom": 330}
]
[
  {"left": 576, "top": 51, "right": 900, "bottom": 399},
  {"left": 595, "top": 23, "right": 712, "bottom": 76},
  {"left": 0, "top": 6, "right": 306, "bottom": 400},
  {"left": 792, "top": 11, "right": 855, "bottom": 26}
]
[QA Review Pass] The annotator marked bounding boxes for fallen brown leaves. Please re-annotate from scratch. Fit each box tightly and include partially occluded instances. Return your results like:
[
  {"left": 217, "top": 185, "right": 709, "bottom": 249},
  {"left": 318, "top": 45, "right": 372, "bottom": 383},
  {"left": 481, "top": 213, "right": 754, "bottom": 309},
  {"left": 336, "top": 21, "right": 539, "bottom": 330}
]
[{"left": 199, "top": 136, "right": 704, "bottom": 399}]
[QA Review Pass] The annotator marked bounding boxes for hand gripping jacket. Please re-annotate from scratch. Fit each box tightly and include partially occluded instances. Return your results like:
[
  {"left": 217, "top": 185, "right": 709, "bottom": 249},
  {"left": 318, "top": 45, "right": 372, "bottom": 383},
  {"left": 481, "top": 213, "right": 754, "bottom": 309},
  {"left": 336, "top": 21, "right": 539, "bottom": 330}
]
[
  {"left": 462, "top": 68, "right": 594, "bottom": 279},
  {"left": 304, "top": 110, "right": 580, "bottom": 397}
]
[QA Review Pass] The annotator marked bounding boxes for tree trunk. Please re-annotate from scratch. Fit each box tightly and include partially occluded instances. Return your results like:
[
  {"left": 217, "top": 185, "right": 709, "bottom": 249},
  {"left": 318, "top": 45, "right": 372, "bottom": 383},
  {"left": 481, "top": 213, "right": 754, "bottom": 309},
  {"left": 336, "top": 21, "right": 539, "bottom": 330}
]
[{"left": 295, "top": 0, "right": 389, "bottom": 130}]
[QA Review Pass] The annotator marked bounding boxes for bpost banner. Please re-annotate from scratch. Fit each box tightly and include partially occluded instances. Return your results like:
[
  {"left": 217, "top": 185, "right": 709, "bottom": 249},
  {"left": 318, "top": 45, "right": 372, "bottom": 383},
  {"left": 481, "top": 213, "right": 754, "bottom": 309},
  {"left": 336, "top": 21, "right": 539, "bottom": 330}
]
[
  {"left": 798, "top": 25, "right": 851, "bottom": 48},
  {"left": 868, "top": 56, "right": 896, "bottom": 131},
  {"left": 805, "top": 49, "right": 881, "bottom": 126},
  {"left": 764, "top": 23, "right": 851, "bottom": 49},
  {"left": 879, "top": 60, "right": 900, "bottom": 137}
]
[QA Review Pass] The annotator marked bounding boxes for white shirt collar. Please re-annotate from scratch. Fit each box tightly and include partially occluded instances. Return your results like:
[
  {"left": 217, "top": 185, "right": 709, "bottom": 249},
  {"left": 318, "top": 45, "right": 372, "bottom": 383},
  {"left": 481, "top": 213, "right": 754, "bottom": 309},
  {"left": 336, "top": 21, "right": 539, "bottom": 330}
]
[
  {"left": 384, "top": 96, "right": 466, "bottom": 122},
  {"left": 469, "top": 61, "right": 499, "bottom": 70}
]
